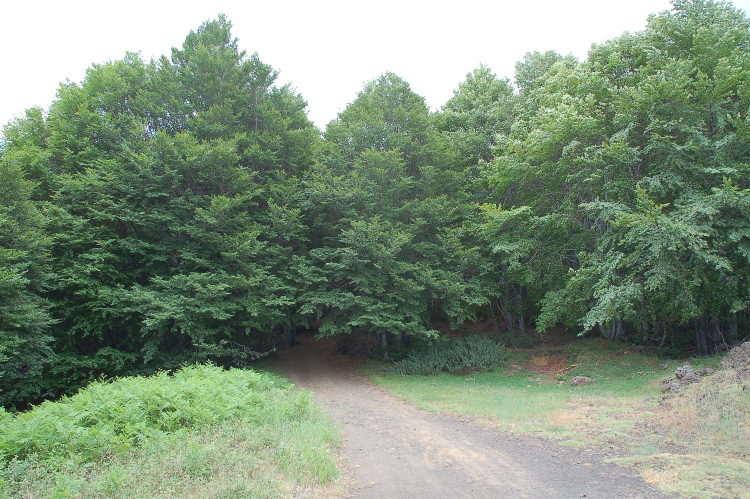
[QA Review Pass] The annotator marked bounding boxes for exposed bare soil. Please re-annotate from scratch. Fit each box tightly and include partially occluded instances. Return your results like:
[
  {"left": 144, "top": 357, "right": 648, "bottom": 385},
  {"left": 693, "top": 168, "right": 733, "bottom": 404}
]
[{"left": 275, "top": 333, "right": 668, "bottom": 498}]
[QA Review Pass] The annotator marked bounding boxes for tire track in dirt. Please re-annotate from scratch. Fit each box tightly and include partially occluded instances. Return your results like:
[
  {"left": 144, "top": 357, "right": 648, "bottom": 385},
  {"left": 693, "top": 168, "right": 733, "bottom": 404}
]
[{"left": 275, "top": 334, "right": 667, "bottom": 498}]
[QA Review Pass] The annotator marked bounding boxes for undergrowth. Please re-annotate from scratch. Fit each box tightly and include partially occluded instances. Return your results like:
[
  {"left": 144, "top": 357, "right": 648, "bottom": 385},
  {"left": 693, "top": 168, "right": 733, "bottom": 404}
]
[
  {"left": 391, "top": 335, "right": 507, "bottom": 375},
  {"left": 0, "top": 364, "right": 340, "bottom": 498}
]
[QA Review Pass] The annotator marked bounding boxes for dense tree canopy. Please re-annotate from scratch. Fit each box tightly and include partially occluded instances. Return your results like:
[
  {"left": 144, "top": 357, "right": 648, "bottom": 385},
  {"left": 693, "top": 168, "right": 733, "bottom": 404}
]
[
  {"left": 1, "top": 16, "right": 319, "bottom": 406},
  {"left": 1, "top": 0, "right": 749, "bottom": 407},
  {"left": 531, "top": 0, "right": 750, "bottom": 353},
  {"left": 304, "top": 73, "right": 489, "bottom": 359}
]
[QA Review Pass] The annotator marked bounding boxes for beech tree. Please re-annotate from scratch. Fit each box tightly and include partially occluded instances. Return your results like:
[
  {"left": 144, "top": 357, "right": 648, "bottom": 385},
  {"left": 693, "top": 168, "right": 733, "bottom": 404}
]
[
  {"left": 304, "top": 74, "right": 488, "bottom": 358},
  {"left": 528, "top": 0, "right": 750, "bottom": 351},
  {"left": 0, "top": 17, "right": 319, "bottom": 404},
  {"left": 437, "top": 65, "right": 516, "bottom": 168}
]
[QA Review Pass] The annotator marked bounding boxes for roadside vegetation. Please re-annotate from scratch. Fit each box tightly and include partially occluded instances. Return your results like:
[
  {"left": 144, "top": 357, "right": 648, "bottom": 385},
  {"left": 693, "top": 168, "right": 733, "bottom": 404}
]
[
  {"left": 391, "top": 335, "right": 507, "bottom": 375},
  {"left": 374, "top": 335, "right": 750, "bottom": 499},
  {"left": 0, "top": 365, "right": 341, "bottom": 498}
]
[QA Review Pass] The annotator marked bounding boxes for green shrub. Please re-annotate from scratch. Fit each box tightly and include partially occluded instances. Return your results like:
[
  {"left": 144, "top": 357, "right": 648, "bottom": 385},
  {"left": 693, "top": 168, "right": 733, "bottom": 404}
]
[
  {"left": 1, "top": 364, "right": 341, "bottom": 497},
  {"left": 392, "top": 335, "right": 506, "bottom": 375},
  {"left": 0, "top": 364, "right": 307, "bottom": 467}
]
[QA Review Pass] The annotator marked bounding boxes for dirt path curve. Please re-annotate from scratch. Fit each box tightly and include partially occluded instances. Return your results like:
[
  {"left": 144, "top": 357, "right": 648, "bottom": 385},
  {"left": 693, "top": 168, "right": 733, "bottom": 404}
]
[{"left": 275, "top": 333, "right": 666, "bottom": 498}]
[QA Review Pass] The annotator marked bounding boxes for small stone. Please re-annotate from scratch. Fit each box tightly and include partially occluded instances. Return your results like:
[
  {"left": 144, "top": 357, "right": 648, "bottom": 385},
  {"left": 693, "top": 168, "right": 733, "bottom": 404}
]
[
  {"left": 669, "top": 383, "right": 681, "bottom": 393},
  {"left": 695, "top": 367, "right": 715, "bottom": 377},
  {"left": 675, "top": 364, "right": 695, "bottom": 380},
  {"left": 570, "top": 376, "right": 597, "bottom": 386},
  {"left": 679, "top": 373, "right": 701, "bottom": 385}
]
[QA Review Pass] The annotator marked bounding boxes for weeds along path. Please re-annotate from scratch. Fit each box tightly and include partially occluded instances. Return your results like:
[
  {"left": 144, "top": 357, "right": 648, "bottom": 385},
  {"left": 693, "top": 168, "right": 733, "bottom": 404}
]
[{"left": 276, "top": 333, "right": 665, "bottom": 499}]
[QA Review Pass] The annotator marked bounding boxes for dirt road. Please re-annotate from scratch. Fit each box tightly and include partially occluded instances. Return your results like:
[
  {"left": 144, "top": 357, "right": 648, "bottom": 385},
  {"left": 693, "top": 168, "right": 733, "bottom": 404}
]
[{"left": 276, "top": 334, "right": 667, "bottom": 498}]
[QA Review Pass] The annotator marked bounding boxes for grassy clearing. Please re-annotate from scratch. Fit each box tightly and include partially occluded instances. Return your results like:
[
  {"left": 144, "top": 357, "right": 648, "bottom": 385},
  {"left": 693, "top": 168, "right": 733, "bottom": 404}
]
[
  {"left": 0, "top": 364, "right": 341, "bottom": 498},
  {"left": 373, "top": 338, "right": 749, "bottom": 498}
]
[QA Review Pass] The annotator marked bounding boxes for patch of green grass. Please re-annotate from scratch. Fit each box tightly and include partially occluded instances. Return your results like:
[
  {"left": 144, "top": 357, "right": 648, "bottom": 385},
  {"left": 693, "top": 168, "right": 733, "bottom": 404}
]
[
  {"left": 374, "top": 340, "right": 669, "bottom": 436},
  {"left": 375, "top": 369, "right": 576, "bottom": 439},
  {"left": 0, "top": 364, "right": 341, "bottom": 498}
]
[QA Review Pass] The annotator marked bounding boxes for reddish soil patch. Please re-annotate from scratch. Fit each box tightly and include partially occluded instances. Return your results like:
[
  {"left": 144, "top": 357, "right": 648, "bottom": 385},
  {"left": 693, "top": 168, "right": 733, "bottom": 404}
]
[{"left": 524, "top": 352, "right": 572, "bottom": 375}]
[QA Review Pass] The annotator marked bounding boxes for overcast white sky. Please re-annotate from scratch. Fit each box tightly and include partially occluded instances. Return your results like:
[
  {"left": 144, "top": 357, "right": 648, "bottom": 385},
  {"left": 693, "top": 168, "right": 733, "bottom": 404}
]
[{"left": 2, "top": 0, "right": 749, "bottom": 132}]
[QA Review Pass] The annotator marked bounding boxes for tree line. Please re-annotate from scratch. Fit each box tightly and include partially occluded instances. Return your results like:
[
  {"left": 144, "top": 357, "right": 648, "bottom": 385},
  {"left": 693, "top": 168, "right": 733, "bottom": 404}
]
[{"left": 2, "top": 0, "right": 749, "bottom": 408}]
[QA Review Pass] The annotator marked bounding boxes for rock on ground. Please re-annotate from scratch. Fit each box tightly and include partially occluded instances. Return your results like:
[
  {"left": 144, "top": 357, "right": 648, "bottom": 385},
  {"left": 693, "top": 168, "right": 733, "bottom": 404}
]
[
  {"left": 722, "top": 342, "right": 750, "bottom": 370},
  {"left": 661, "top": 364, "right": 716, "bottom": 392},
  {"left": 675, "top": 365, "right": 701, "bottom": 384},
  {"left": 569, "top": 376, "right": 597, "bottom": 386}
]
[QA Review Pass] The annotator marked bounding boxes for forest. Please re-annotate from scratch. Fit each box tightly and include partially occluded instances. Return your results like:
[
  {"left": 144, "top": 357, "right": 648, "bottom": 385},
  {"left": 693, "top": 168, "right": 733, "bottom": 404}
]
[{"left": 1, "top": 0, "right": 749, "bottom": 409}]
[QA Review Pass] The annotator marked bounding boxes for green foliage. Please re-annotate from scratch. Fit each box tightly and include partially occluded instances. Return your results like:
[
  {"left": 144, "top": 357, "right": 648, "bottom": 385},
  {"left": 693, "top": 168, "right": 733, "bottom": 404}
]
[
  {"left": 0, "top": 365, "right": 339, "bottom": 497},
  {"left": 1, "top": 16, "right": 320, "bottom": 406},
  {"left": 325, "top": 72, "right": 437, "bottom": 177},
  {"left": 487, "top": 0, "right": 750, "bottom": 352},
  {"left": 305, "top": 215, "right": 433, "bottom": 339},
  {"left": 392, "top": 335, "right": 506, "bottom": 375},
  {"left": 514, "top": 50, "right": 576, "bottom": 95},
  {"left": 0, "top": 364, "right": 306, "bottom": 466},
  {"left": 437, "top": 65, "right": 516, "bottom": 167},
  {"left": 0, "top": 131, "right": 54, "bottom": 407},
  {"left": 305, "top": 73, "right": 486, "bottom": 359}
]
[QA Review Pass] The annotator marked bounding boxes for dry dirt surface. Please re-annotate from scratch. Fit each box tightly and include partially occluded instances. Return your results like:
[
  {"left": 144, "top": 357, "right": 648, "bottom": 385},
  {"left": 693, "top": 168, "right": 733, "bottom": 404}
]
[{"left": 275, "top": 334, "right": 667, "bottom": 498}]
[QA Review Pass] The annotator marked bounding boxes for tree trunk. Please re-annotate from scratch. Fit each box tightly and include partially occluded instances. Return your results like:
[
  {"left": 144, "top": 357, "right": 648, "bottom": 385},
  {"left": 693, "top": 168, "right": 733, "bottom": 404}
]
[
  {"left": 379, "top": 332, "right": 389, "bottom": 361},
  {"left": 492, "top": 315, "right": 502, "bottom": 334},
  {"left": 639, "top": 302, "right": 648, "bottom": 344},
  {"left": 598, "top": 323, "right": 608, "bottom": 339},
  {"left": 513, "top": 286, "right": 524, "bottom": 333},
  {"left": 615, "top": 319, "right": 624, "bottom": 339},
  {"left": 728, "top": 313, "right": 739, "bottom": 346},
  {"left": 283, "top": 324, "right": 296, "bottom": 348},
  {"left": 269, "top": 330, "right": 277, "bottom": 351},
  {"left": 499, "top": 275, "right": 515, "bottom": 332},
  {"left": 652, "top": 320, "right": 668, "bottom": 347},
  {"left": 501, "top": 305, "right": 515, "bottom": 332},
  {"left": 599, "top": 320, "right": 623, "bottom": 340},
  {"left": 364, "top": 332, "right": 373, "bottom": 357},
  {"left": 695, "top": 317, "right": 709, "bottom": 355},
  {"left": 710, "top": 318, "right": 724, "bottom": 354}
]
